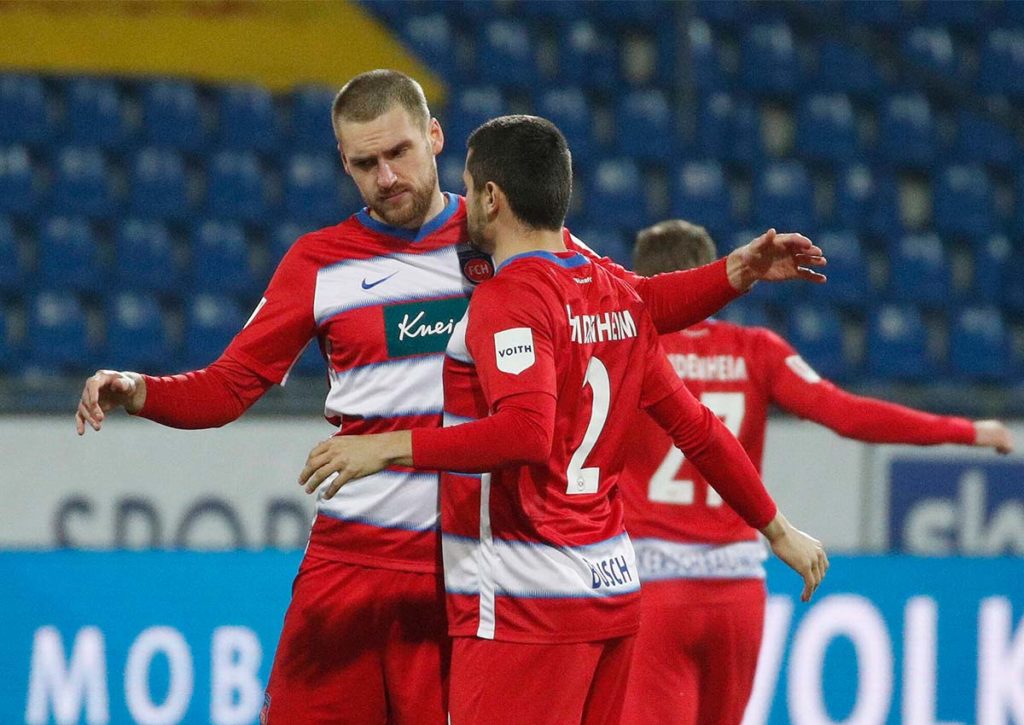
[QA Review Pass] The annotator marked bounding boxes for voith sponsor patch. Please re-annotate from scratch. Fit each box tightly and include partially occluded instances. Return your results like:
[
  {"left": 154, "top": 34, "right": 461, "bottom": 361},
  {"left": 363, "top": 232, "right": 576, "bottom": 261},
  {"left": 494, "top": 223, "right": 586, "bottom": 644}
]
[{"left": 494, "top": 327, "right": 535, "bottom": 374}]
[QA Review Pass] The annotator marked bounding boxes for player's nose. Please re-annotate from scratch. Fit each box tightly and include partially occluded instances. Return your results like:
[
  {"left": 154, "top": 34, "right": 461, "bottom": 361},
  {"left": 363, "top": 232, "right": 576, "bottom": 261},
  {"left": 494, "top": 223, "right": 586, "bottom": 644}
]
[{"left": 377, "top": 161, "right": 397, "bottom": 187}]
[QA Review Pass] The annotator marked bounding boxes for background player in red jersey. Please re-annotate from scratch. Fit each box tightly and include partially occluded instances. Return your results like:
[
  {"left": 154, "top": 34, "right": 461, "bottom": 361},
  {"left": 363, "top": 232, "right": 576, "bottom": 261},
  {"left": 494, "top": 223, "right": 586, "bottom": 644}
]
[
  {"left": 618, "top": 219, "right": 1015, "bottom": 725},
  {"left": 298, "top": 116, "right": 828, "bottom": 724},
  {"left": 72, "top": 68, "right": 825, "bottom": 724}
]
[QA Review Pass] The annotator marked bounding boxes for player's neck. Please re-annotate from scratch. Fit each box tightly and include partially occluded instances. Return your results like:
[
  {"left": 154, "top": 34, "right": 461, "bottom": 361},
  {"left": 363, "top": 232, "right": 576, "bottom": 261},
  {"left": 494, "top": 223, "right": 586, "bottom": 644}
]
[{"left": 491, "top": 224, "right": 566, "bottom": 268}]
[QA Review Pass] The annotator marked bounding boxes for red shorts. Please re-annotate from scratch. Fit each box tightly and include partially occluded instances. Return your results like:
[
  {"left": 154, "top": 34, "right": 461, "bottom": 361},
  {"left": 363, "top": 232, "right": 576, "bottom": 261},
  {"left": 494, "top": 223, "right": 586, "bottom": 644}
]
[
  {"left": 262, "top": 553, "right": 449, "bottom": 725},
  {"left": 449, "top": 635, "right": 635, "bottom": 725},
  {"left": 620, "top": 578, "right": 766, "bottom": 725}
]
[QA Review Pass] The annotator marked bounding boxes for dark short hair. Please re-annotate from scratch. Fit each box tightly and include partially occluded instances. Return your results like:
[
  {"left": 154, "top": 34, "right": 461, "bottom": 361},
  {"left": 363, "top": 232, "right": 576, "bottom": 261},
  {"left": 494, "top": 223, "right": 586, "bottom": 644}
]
[
  {"left": 331, "top": 69, "right": 430, "bottom": 136},
  {"left": 633, "top": 220, "right": 718, "bottom": 276},
  {"left": 466, "top": 115, "right": 572, "bottom": 231}
]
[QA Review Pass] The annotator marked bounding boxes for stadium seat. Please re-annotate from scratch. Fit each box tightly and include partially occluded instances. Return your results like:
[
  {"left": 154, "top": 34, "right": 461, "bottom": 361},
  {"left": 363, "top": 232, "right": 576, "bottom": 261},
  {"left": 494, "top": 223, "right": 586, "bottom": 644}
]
[
  {"left": 953, "top": 111, "right": 1020, "bottom": 169},
  {"left": 796, "top": 94, "right": 857, "bottom": 163},
  {"left": 105, "top": 292, "right": 174, "bottom": 373},
  {"left": 536, "top": 88, "right": 595, "bottom": 162},
  {"left": 902, "top": 27, "right": 963, "bottom": 80},
  {"left": 687, "top": 19, "right": 726, "bottom": 91},
  {"left": 560, "top": 20, "right": 618, "bottom": 92},
  {"left": 924, "top": 0, "right": 989, "bottom": 27},
  {"left": 616, "top": 89, "right": 677, "bottom": 161},
  {"left": 269, "top": 221, "right": 316, "bottom": 267},
  {"left": 805, "top": 231, "right": 869, "bottom": 307},
  {"left": 0, "top": 217, "right": 26, "bottom": 294},
  {"left": 477, "top": 19, "right": 536, "bottom": 88},
  {"left": 0, "top": 145, "right": 36, "bottom": 215},
  {"left": 715, "top": 298, "right": 774, "bottom": 330},
  {"left": 888, "top": 233, "right": 951, "bottom": 306},
  {"left": 129, "top": 147, "right": 190, "bottom": 221},
  {"left": 401, "top": 13, "right": 458, "bottom": 80},
  {"left": 38, "top": 217, "right": 104, "bottom": 293},
  {"left": 697, "top": 94, "right": 763, "bottom": 165},
  {"left": 283, "top": 153, "right": 351, "bottom": 226},
  {"left": 786, "top": 303, "right": 850, "bottom": 381},
  {"left": 877, "top": 93, "right": 936, "bottom": 168},
  {"left": 190, "top": 220, "right": 257, "bottom": 297},
  {"left": 442, "top": 87, "right": 507, "bottom": 159},
  {"left": 290, "top": 85, "right": 337, "bottom": 153},
  {"left": 866, "top": 304, "right": 933, "bottom": 380},
  {"left": 933, "top": 165, "right": 994, "bottom": 238},
  {"left": 27, "top": 292, "right": 91, "bottom": 370},
  {"left": 817, "top": 40, "right": 884, "bottom": 96},
  {"left": 114, "top": 219, "right": 180, "bottom": 295},
  {"left": 972, "top": 234, "right": 1011, "bottom": 305},
  {"left": 584, "top": 158, "right": 648, "bottom": 232},
  {"left": 670, "top": 161, "right": 734, "bottom": 238},
  {"left": 844, "top": 0, "right": 904, "bottom": 27},
  {"left": 217, "top": 84, "right": 279, "bottom": 153},
  {"left": 740, "top": 23, "right": 800, "bottom": 95},
  {"left": 592, "top": 0, "right": 670, "bottom": 29},
  {"left": 50, "top": 146, "right": 114, "bottom": 218},
  {"left": 438, "top": 153, "right": 466, "bottom": 197},
  {"left": 66, "top": 77, "right": 130, "bottom": 150},
  {"left": 183, "top": 294, "right": 246, "bottom": 369},
  {"left": 142, "top": 80, "right": 207, "bottom": 152},
  {"left": 518, "top": 0, "right": 580, "bottom": 22},
  {"left": 569, "top": 226, "right": 632, "bottom": 268},
  {"left": 978, "top": 30, "right": 1024, "bottom": 97},
  {"left": 0, "top": 305, "right": 20, "bottom": 370},
  {"left": 949, "top": 306, "right": 1010, "bottom": 380},
  {"left": 0, "top": 75, "right": 53, "bottom": 145},
  {"left": 205, "top": 151, "right": 269, "bottom": 223},
  {"left": 752, "top": 161, "right": 815, "bottom": 232}
]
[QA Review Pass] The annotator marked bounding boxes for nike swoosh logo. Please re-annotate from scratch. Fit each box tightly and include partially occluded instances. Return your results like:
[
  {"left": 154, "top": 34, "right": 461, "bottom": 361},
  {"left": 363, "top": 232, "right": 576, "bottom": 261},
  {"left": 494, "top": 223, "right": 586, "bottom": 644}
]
[{"left": 361, "top": 271, "right": 398, "bottom": 290}]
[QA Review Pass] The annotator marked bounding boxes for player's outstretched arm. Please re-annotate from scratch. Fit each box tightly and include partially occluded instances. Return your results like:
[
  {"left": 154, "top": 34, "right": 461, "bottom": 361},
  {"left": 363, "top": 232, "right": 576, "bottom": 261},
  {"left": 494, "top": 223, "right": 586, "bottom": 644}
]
[
  {"left": 760, "top": 513, "right": 829, "bottom": 603},
  {"left": 974, "top": 420, "right": 1014, "bottom": 454},
  {"left": 726, "top": 228, "right": 827, "bottom": 291},
  {"left": 75, "top": 370, "right": 146, "bottom": 435}
]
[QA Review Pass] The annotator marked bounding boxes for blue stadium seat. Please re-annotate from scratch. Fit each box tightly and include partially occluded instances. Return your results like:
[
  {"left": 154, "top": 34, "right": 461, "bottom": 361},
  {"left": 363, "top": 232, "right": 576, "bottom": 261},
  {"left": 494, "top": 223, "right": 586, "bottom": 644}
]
[
  {"left": 206, "top": 151, "right": 268, "bottom": 223},
  {"left": 592, "top": 0, "right": 671, "bottom": 29},
  {"left": 796, "top": 94, "right": 857, "bottom": 163},
  {"left": 752, "top": 161, "right": 815, "bottom": 231},
  {"left": 442, "top": 87, "right": 507, "bottom": 156},
  {"left": 878, "top": 93, "right": 936, "bottom": 168},
  {"left": 933, "top": 165, "right": 994, "bottom": 238},
  {"left": 616, "top": 89, "right": 676, "bottom": 161},
  {"left": 560, "top": 21, "right": 618, "bottom": 92},
  {"left": 888, "top": 233, "right": 951, "bottom": 306},
  {"left": 671, "top": 161, "right": 734, "bottom": 238},
  {"left": 0, "top": 217, "right": 26, "bottom": 294},
  {"left": 740, "top": 24, "right": 800, "bottom": 94},
  {"left": 979, "top": 30, "right": 1024, "bottom": 97},
  {"left": 569, "top": 226, "right": 632, "bottom": 268},
  {"left": 787, "top": 304, "right": 850, "bottom": 381},
  {"left": 129, "top": 147, "right": 190, "bottom": 221},
  {"left": 105, "top": 292, "right": 174, "bottom": 373},
  {"left": 972, "top": 234, "right": 1011, "bottom": 305},
  {"left": 924, "top": 0, "right": 989, "bottom": 27},
  {"left": 584, "top": 159, "right": 648, "bottom": 232},
  {"left": 949, "top": 306, "right": 1010, "bottom": 380},
  {"left": 66, "top": 78, "right": 130, "bottom": 150},
  {"left": 0, "top": 145, "right": 36, "bottom": 215},
  {"left": 290, "top": 85, "right": 336, "bottom": 153},
  {"left": 283, "top": 153, "right": 352, "bottom": 226},
  {"left": 817, "top": 41, "right": 884, "bottom": 96},
  {"left": 954, "top": 111, "right": 1020, "bottom": 169},
  {"left": 402, "top": 13, "right": 458, "bottom": 80},
  {"left": 715, "top": 298, "right": 774, "bottom": 330},
  {"left": 902, "top": 27, "right": 964, "bottom": 81},
  {"left": 537, "top": 88, "right": 595, "bottom": 163},
  {"left": 27, "top": 292, "right": 91, "bottom": 370},
  {"left": 38, "top": 217, "right": 103, "bottom": 293},
  {"left": 114, "top": 220, "right": 179, "bottom": 295},
  {"left": 866, "top": 304, "right": 933, "bottom": 380},
  {"left": 834, "top": 165, "right": 903, "bottom": 240},
  {"left": 184, "top": 294, "right": 246, "bottom": 369},
  {"left": 518, "top": 0, "right": 580, "bottom": 22},
  {"left": 51, "top": 146, "right": 114, "bottom": 218},
  {"left": 269, "top": 221, "right": 317, "bottom": 267},
  {"left": 697, "top": 94, "right": 763, "bottom": 165},
  {"left": 0, "top": 75, "right": 53, "bottom": 145},
  {"left": 217, "top": 84, "right": 279, "bottom": 153},
  {"left": 805, "top": 231, "right": 869, "bottom": 307},
  {"left": 190, "top": 221, "right": 257, "bottom": 296},
  {"left": 0, "top": 305, "right": 20, "bottom": 370},
  {"left": 844, "top": 0, "right": 904, "bottom": 27},
  {"left": 477, "top": 19, "right": 536, "bottom": 88},
  {"left": 687, "top": 19, "right": 726, "bottom": 91},
  {"left": 142, "top": 80, "right": 207, "bottom": 152},
  {"left": 438, "top": 153, "right": 466, "bottom": 197}
]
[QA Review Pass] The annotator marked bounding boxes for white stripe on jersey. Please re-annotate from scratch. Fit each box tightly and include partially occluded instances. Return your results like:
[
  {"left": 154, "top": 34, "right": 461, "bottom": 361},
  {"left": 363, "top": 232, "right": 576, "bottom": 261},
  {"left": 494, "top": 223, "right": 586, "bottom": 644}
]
[
  {"left": 319, "top": 470, "right": 440, "bottom": 531},
  {"left": 445, "top": 312, "right": 472, "bottom": 364},
  {"left": 632, "top": 538, "right": 768, "bottom": 581},
  {"left": 314, "top": 246, "right": 467, "bottom": 324},
  {"left": 476, "top": 472, "right": 497, "bottom": 639},
  {"left": 326, "top": 355, "right": 445, "bottom": 419},
  {"left": 443, "top": 532, "right": 640, "bottom": 601}
]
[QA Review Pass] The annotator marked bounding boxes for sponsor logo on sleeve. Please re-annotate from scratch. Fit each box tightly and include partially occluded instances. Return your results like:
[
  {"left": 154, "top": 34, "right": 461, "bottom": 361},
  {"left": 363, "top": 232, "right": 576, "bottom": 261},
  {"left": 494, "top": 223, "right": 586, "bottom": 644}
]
[
  {"left": 494, "top": 327, "right": 535, "bottom": 374},
  {"left": 785, "top": 354, "right": 822, "bottom": 384}
]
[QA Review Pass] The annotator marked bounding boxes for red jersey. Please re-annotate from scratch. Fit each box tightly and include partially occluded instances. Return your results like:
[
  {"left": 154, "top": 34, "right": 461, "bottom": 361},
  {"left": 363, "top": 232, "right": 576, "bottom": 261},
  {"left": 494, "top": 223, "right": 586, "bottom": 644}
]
[{"left": 621, "top": 319, "right": 975, "bottom": 582}]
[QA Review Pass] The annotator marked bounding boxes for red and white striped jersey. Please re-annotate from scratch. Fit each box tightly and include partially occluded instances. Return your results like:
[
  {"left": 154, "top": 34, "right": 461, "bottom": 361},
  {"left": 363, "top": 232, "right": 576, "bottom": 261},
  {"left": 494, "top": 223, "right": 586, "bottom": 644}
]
[
  {"left": 439, "top": 251, "right": 684, "bottom": 643},
  {"left": 620, "top": 319, "right": 975, "bottom": 583}
]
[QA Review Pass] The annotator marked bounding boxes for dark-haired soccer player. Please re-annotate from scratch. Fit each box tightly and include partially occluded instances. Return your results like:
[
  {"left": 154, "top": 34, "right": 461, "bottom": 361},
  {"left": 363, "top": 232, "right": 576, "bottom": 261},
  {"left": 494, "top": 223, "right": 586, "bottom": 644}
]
[
  {"left": 618, "top": 219, "right": 1014, "bottom": 725},
  {"left": 299, "top": 116, "right": 828, "bottom": 724}
]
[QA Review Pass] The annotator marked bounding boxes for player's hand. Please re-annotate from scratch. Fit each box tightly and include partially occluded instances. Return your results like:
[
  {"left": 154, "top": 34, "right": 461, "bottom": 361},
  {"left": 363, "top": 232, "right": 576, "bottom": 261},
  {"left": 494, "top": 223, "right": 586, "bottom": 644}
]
[
  {"left": 726, "top": 228, "right": 827, "bottom": 292},
  {"left": 75, "top": 370, "right": 146, "bottom": 436},
  {"left": 299, "top": 431, "right": 411, "bottom": 500},
  {"left": 974, "top": 420, "right": 1014, "bottom": 455},
  {"left": 761, "top": 513, "right": 828, "bottom": 603}
]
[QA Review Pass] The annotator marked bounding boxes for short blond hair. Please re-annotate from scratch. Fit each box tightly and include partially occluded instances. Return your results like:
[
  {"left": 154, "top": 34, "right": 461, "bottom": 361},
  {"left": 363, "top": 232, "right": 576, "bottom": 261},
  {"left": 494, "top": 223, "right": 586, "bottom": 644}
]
[
  {"left": 633, "top": 219, "right": 718, "bottom": 276},
  {"left": 331, "top": 69, "right": 430, "bottom": 136}
]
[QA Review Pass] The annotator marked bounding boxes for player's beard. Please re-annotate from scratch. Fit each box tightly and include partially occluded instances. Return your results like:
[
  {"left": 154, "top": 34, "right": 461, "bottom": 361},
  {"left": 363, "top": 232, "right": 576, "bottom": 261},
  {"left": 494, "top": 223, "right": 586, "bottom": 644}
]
[{"left": 368, "top": 162, "right": 439, "bottom": 229}]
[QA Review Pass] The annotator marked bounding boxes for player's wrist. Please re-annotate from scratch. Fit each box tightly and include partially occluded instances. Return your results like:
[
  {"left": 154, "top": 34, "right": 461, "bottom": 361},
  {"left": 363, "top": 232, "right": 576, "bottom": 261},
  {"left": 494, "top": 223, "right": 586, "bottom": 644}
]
[
  {"left": 759, "top": 512, "right": 789, "bottom": 543},
  {"left": 725, "top": 248, "right": 758, "bottom": 292},
  {"left": 124, "top": 372, "right": 147, "bottom": 415}
]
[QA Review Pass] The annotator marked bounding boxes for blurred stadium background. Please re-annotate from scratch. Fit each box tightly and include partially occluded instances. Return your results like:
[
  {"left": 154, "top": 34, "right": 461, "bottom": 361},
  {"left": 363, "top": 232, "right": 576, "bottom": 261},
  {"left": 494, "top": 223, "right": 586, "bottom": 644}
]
[{"left": 0, "top": 1, "right": 1022, "bottom": 723}]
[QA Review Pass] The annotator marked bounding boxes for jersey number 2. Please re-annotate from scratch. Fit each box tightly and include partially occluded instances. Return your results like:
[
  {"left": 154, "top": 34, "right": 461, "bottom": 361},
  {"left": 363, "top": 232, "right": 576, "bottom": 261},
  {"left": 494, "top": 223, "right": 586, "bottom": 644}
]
[
  {"left": 647, "top": 392, "right": 746, "bottom": 506},
  {"left": 566, "top": 357, "right": 610, "bottom": 495}
]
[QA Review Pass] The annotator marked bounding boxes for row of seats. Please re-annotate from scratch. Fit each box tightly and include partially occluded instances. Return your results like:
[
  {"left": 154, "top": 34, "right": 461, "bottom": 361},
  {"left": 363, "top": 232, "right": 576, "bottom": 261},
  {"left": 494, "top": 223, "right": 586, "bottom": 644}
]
[{"left": 2, "top": 293, "right": 1016, "bottom": 382}]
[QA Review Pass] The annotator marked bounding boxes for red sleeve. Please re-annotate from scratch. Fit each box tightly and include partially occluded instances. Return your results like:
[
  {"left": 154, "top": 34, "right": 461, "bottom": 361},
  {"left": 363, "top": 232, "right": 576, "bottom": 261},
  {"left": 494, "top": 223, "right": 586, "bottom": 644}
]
[
  {"left": 565, "top": 230, "right": 740, "bottom": 333},
  {"left": 760, "top": 329, "right": 975, "bottom": 445}
]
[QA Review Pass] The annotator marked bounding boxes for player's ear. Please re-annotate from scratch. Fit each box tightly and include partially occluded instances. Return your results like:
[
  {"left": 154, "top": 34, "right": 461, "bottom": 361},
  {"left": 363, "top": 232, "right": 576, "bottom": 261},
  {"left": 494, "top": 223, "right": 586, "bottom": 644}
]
[
  {"left": 484, "top": 181, "right": 501, "bottom": 219},
  {"left": 338, "top": 145, "right": 352, "bottom": 176},
  {"left": 428, "top": 118, "right": 444, "bottom": 156}
]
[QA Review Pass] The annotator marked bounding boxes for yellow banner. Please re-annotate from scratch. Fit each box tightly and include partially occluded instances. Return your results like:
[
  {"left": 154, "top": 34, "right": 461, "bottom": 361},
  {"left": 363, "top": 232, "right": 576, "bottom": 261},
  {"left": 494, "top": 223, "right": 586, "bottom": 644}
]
[{"left": 0, "top": 0, "right": 444, "bottom": 101}]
